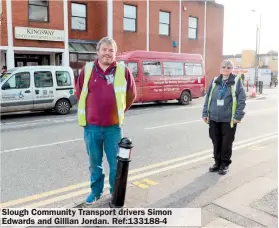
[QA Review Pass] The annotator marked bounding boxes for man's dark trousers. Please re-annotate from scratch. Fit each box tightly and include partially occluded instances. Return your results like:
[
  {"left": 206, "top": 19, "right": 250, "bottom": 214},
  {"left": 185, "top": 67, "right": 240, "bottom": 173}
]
[{"left": 209, "top": 120, "right": 237, "bottom": 167}]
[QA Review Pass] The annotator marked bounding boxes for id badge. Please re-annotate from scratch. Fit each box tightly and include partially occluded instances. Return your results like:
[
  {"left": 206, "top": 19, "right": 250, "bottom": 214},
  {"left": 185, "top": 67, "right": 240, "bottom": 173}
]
[
  {"left": 217, "top": 99, "right": 224, "bottom": 106},
  {"left": 106, "top": 74, "right": 114, "bottom": 85}
]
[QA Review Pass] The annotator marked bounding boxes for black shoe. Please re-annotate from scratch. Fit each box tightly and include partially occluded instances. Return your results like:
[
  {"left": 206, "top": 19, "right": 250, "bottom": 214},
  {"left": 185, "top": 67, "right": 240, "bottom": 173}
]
[
  {"left": 218, "top": 166, "right": 229, "bottom": 175},
  {"left": 209, "top": 164, "right": 219, "bottom": 172}
]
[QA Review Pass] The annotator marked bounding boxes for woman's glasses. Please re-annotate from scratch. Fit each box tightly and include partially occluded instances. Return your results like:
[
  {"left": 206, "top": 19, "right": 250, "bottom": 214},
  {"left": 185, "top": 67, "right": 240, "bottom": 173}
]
[{"left": 222, "top": 66, "right": 232, "bottom": 69}]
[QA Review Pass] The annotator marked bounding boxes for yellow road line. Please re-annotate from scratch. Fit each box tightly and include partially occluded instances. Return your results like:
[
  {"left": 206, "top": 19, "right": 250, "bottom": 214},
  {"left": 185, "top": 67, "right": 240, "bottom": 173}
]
[
  {"left": 15, "top": 135, "right": 278, "bottom": 208},
  {"left": 143, "top": 179, "right": 158, "bottom": 186},
  {"left": 1, "top": 133, "right": 277, "bottom": 208},
  {"left": 0, "top": 181, "right": 90, "bottom": 208},
  {"left": 132, "top": 181, "right": 149, "bottom": 189},
  {"left": 25, "top": 184, "right": 109, "bottom": 208}
]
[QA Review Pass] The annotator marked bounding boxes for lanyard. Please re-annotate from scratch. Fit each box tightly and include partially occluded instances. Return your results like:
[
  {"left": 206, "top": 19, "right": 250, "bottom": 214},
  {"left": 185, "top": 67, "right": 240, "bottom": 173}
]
[
  {"left": 219, "top": 79, "right": 227, "bottom": 98},
  {"left": 94, "top": 65, "right": 115, "bottom": 80}
]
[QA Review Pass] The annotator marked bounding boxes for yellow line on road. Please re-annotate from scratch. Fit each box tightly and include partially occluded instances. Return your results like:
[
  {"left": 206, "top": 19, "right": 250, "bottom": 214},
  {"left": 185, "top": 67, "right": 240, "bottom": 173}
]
[
  {"left": 132, "top": 181, "right": 149, "bottom": 189},
  {"left": 1, "top": 133, "right": 277, "bottom": 208},
  {"left": 143, "top": 179, "right": 158, "bottom": 186}
]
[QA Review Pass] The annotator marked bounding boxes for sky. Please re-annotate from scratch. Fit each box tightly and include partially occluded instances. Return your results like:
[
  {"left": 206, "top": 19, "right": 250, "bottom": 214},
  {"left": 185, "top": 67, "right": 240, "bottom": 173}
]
[{"left": 215, "top": 0, "right": 278, "bottom": 55}]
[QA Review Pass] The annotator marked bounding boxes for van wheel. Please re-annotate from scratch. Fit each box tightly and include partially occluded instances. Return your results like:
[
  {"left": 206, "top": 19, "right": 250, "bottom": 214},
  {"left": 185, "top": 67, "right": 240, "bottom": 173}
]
[
  {"left": 179, "top": 91, "right": 191, "bottom": 105},
  {"left": 55, "top": 99, "right": 70, "bottom": 115}
]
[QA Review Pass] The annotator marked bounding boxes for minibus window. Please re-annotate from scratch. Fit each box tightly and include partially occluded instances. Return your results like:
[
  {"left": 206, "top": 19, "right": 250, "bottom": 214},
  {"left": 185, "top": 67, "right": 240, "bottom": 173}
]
[
  {"left": 185, "top": 62, "right": 202, "bottom": 76},
  {"left": 127, "top": 62, "right": 138, "bottom": 78},
  {"left": 143, "top": 61, "right": 162, "bottom": 76},
  {"left": 163, "top": 62, "right": 184, "bottom": 76},
  {"left": 193, "top": 63, "right": 203, "bottom": 76}
]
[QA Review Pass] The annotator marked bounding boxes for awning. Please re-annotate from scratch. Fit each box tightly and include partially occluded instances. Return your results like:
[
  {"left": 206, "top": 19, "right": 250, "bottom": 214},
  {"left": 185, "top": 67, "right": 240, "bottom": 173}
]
[{"left": 69, "top": 41, "right": 97, "bottom": 53}]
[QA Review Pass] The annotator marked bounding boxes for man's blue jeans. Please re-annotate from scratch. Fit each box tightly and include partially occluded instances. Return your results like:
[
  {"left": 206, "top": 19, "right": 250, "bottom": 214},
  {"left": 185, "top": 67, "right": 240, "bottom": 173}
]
[{"left": 84, "top": 124, "right": 122, "bottom": 198}]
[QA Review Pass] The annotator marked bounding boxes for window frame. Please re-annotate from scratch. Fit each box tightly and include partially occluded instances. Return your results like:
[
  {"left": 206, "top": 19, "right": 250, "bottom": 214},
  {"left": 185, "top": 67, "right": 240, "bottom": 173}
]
[
  {"left": 159, "top": 11, "right": 170, "bottom": 36},
  {"left": 142, "top": 61, "right": 162, "bottom": 76},
  {"left": 71, "top": 2, "right": 87, "bottom": 31},
  {"left": 188, "top": 16, "right": 198, "bottom": 40},
  {"left": 163, "top": 61, "right": 185, "bottom": 76},
  {"left": 28, "top": 0, "right": 49, "bottom": 23},
  {"left": 34, "top": 71, "right": 54, "bottom": 88},
  {"left": 123, "top": 4, "right": 137, "bottom": 32}
]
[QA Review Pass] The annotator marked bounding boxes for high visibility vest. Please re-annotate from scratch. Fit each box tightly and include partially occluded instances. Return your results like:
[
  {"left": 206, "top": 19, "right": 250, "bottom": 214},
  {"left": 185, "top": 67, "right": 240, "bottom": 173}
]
[
  {"left": 207, "top": 75, "right": 240, "bottom": 128},
  {"left": 78, "top": 62, "right": 127, "bottom": 127}
]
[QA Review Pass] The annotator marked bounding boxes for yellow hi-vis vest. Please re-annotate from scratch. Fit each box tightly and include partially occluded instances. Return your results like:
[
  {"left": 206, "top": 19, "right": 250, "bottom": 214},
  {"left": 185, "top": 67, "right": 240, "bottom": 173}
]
[
  {"left": 207, "top": 75, "right": 240, "bottom": 128},
  {"left": 78, "top": 62, "right": 127, "bottom": 127}
]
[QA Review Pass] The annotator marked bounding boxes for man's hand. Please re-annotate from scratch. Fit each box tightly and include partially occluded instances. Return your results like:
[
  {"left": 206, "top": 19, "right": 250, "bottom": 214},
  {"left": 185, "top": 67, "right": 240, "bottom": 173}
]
[
  {"left": 203, "top": 117, "right": 209, "bottom": 123},
  {"left": 233, "top": 119, "right": 241, "bottom": 124}
]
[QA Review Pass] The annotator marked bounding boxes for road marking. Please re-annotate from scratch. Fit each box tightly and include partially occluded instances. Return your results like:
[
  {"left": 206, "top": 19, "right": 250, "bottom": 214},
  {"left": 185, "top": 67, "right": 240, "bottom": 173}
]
[
  {"left": 144, "top": 120, "right": 202, "bottom": 130},
  {"left": 21, "top": 134, "right": 277, "bottom": 208},
  {"left": 248, "top": 146, "right": 266, "bottom": 151},
  {"left": 145, "top": 108, "right": 277, "bottom": 130},
  {"left": 143, "top": 179, "right": 158, "bottom": 186},
  {"left": 132, "top": 181, "right": 149, "bottom": 189},
  {"left": 0, "top": 138, "right": 83, "bottom": 154},
  {"left": 1, "top": 132, "right": 276, "bottom": 208}
]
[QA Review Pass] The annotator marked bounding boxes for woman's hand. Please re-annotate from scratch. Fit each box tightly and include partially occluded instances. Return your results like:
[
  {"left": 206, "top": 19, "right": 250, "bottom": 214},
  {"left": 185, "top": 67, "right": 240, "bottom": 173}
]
[
  {"left": 233, "top": 119, "right": 241, "bottom": 124},
  {"left": 203, "top": 117, "right": 209, "bottom": 123}
]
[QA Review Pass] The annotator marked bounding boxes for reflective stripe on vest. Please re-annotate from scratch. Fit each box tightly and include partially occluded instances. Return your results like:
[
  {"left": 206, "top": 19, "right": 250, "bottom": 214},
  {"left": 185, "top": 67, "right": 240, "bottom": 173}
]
[
  {"left": 207, "top": 75, "right": 240, "bottom": 128},
  {"left": 78, "top": 62, "right": 127, "bottom": 127}
]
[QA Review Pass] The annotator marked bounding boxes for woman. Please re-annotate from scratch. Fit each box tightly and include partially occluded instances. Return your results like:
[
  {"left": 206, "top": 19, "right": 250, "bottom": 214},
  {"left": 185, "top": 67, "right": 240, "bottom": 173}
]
[{"left": 202, "top": 60, "right": 246, "bottom": 175}]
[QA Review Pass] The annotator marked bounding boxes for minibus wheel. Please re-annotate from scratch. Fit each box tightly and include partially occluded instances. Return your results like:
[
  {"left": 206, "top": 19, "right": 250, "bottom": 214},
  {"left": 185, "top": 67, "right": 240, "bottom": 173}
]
[
  {"left": 179, "top": 91, "right": 191, "bottom": 105},
  {"left": 55, "top": 99, "right": 71, "bottom": 115}
]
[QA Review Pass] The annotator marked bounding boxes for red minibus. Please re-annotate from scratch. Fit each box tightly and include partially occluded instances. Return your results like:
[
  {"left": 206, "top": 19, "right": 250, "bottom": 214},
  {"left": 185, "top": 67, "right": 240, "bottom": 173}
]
[{"left": 117, "top": 50, "right": 205, "bottom": 105}]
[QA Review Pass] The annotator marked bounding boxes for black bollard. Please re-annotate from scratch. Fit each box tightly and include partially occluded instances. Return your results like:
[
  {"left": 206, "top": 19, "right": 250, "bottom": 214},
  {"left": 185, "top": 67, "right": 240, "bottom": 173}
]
[{"left": 109, "top": 137, "right": 134, "bottom": 208}]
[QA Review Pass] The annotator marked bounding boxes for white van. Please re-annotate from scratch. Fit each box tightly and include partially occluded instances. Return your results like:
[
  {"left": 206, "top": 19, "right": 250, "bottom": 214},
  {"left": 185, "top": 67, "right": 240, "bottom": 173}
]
[{"left": 0, "top": 66, "right": 77, "bottom": 115}]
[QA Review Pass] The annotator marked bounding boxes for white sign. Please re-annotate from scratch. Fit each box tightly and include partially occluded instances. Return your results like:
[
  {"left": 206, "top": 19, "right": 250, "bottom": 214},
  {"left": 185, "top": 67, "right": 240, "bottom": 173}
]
[{"left": 14, "top": 27, "right": 65, "bottom": 42}]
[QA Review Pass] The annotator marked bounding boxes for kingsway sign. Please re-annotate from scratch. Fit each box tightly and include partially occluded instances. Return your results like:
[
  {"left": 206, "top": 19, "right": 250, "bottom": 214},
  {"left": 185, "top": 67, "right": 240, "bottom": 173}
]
[{"left": 14, "top": 27, "right": 65, "bottom": 42}]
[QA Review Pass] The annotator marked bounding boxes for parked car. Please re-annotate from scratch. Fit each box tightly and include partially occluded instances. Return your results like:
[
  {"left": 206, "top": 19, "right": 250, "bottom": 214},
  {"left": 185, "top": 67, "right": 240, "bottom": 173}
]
[{"left": 0, "top": 66, "right": 77, "bottom": 114}]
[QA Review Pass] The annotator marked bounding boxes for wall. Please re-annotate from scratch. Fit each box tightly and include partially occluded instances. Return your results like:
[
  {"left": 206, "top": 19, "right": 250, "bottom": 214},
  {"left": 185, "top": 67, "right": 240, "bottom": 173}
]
[
  {"left": 241, "top": 50, "right": 256, "bottom": 68},
  {"left": 1, "top": 0, "right": 8, "bottom": 46},
  {"left": 68, "top": 1, "right": 107, "bottom": 41},
  {"left": 12, "top": 0, "right": 64, "bottom": 49},
  {"left": 114, "top": 0, "right": 146, "bottom": 53},
  {"left": 204, "top": 2, "right": 224, "bottom": 85}
]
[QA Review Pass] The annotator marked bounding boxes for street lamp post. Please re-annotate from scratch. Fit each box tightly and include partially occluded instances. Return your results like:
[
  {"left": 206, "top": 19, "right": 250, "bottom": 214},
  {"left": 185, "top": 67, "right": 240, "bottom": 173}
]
[{"left": 252, "top": 10, "right": 261, "bottom": 86}]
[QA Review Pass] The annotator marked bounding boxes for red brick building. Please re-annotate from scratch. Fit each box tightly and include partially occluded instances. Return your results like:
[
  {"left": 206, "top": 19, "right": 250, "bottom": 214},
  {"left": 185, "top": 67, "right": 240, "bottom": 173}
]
[{"left": 0, "top": 0, "right": 224, "bottom": 85}]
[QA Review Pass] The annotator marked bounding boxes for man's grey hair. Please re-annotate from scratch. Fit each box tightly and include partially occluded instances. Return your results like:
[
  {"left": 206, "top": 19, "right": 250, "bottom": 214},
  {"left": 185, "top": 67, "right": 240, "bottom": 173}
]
[
  {"left": 96, "top": 37, "right": 118, "bottom": 53},
  {"left": 222, "top": 59, "right": 234, "bottom": 69}
]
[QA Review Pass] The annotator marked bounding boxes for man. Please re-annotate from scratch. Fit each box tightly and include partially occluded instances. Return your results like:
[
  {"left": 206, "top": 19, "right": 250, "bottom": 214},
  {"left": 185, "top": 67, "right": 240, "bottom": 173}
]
[
  {"left": 202, "top": 60, "right": 246, "bottom": 175},
  {"left": 76, "top": 37, "right": 136, "bottom": 204},
  {"left": 1, "top": 66, "right": 7, "bottom": 77}
]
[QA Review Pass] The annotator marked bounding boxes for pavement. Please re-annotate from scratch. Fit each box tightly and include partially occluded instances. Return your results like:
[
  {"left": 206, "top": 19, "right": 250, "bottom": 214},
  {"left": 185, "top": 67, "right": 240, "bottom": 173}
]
[{"left": 0, "top": 87, "right": 278, "bottom": 227}]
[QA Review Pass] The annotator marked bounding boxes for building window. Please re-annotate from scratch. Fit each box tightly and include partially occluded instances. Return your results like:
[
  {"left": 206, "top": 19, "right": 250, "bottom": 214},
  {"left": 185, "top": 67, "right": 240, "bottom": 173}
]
[
  {"left": 159, "top": 11, "right": 170, "bottom": 36},
  {"left": 163, "top": 62, "right": 184, "bottom": 76},
  {"left": 143, "top": 61, "right": 162, "bottom": 76},
  {"left": 124, "top": 4, "right": 137, "bottom": 32},
  {"left": 188, "top": 16, "right": 198, "bottom": 39},
  {"left": 71, "top": 3, "right": 87, "bottom": 31},
  {"left": 28, "top": 0, "right": 49, "bottom": 22}
]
